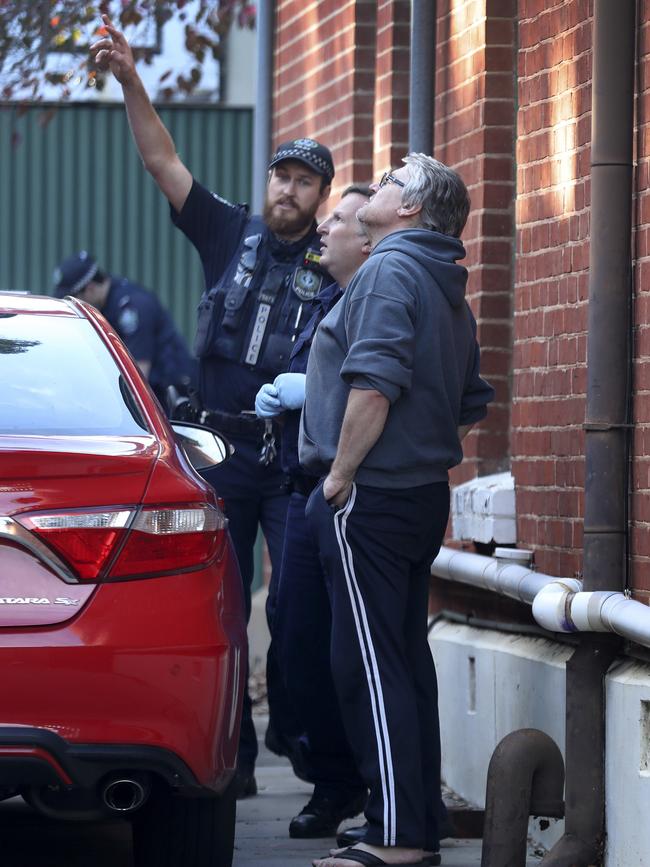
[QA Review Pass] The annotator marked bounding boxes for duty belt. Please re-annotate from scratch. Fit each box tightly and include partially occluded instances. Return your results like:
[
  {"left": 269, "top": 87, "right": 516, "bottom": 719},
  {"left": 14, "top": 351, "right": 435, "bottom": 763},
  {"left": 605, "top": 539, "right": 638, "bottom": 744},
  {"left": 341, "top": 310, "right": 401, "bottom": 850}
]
[{"left": 200, "top": 409, "right": 279, "bottom": 443}]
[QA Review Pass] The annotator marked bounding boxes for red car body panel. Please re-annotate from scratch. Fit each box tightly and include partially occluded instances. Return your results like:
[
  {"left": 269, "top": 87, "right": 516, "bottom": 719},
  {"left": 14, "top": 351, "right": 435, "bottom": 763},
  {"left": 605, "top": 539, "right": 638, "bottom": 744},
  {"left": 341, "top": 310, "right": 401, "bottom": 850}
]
[
  {"left": 0, "top": 563, "right": 244, "bottom": 790},
  {"left": 0, "top": 436, "right": 159, "bottom": 516},
  {"left": 0, "top": 293, "right": 246, "bottom": 799}
]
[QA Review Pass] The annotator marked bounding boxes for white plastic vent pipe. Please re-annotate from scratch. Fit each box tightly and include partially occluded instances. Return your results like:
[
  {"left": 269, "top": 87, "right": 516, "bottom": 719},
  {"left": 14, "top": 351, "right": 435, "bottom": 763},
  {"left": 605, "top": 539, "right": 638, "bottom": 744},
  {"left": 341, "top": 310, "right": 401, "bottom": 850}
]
[
  {"left": 432, "top": 545, "right": 561, "bottom": 606},
  {"left": 432, "top": 546, "right": 650, "bottom": 650}
]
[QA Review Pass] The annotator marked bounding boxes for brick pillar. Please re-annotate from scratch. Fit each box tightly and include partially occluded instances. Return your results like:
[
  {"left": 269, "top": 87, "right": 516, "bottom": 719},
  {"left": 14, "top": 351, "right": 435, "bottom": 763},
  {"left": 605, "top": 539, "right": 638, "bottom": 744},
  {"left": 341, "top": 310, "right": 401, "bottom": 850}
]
[
  {"left": 512, "top": 0, "right": 592, "bottom": 576},
  {"left": 374, "top": 0, "right": 411, "bottom": 176},
  {"left": 436, "top": 0, "right": 517, "bottom": 485}
]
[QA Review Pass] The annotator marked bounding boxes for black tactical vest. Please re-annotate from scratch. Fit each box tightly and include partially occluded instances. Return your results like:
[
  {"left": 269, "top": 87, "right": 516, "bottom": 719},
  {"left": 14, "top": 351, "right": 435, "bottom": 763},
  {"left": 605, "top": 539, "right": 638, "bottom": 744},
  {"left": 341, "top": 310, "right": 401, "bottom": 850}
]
[{"left": 194, "top": 215, "right": 329, "bottom": 378}]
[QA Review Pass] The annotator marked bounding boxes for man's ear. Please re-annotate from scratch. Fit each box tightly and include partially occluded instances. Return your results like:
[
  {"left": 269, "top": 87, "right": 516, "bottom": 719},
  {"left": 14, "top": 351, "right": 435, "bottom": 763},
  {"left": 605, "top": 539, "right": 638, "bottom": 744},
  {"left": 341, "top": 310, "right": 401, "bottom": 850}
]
[
  {"left": 397, "top": 200, "right": 422, "bottom": 219},
  {"left": 361, "top": 240, "right": 372, "bottom": 255},
  {"left": 319, "top": 184, "right": 332, "bottom": 206}
]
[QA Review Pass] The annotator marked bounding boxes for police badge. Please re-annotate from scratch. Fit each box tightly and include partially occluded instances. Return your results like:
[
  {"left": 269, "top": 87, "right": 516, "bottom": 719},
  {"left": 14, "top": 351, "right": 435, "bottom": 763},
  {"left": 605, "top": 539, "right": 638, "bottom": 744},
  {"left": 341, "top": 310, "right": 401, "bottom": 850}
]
[
  {"left": 292, "top": 267, "right": 322, "bottom": 301},
  {"left": 118, "top": 306, "right": 139, "bottom": 336}
]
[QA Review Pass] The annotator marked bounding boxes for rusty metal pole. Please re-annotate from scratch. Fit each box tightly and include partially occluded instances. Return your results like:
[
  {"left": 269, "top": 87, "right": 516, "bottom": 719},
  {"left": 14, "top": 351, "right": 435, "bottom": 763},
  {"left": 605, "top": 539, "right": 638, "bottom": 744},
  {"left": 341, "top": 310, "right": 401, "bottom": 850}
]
[
  {"left": 582, "top": 0, "right": 635, "bottom": 595},
  {"left": 409, "top": 0, "right": 436, "bottom": 153},
  {"left": 481, "top": 730, "right": 564, "bottom": 867},
  {"left": 539, "top": 1, "right": 634, "bottom": 864}
]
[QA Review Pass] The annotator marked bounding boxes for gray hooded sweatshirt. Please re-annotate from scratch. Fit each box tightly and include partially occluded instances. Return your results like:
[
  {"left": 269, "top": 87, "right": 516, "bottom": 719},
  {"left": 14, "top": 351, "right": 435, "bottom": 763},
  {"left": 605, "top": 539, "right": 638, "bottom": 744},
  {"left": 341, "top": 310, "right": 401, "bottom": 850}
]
[{"left": 298, "top": 228, "right": 494, "bottom": 488}]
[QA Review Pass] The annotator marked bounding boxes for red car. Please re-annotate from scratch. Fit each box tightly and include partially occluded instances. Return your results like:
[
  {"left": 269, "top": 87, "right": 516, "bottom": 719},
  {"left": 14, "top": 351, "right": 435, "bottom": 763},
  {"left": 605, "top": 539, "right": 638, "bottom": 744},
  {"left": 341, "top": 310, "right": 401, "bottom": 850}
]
[{"left": 0, "top": 292, "right": 246, "bottom": 867}]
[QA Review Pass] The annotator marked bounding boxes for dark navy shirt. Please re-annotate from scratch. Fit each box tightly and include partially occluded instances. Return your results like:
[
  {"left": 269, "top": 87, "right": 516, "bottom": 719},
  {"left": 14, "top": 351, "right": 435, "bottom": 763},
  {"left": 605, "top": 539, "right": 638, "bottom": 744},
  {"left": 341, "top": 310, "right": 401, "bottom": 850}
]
[
  {"left": 282, "top": 281, "right": 343, "bottom": 477},
  {"left": 102, "top": 277, "right": 197, "bottom": 395},
  {"left": 172, "top": 180, "right": 324, "bottom": 414}
]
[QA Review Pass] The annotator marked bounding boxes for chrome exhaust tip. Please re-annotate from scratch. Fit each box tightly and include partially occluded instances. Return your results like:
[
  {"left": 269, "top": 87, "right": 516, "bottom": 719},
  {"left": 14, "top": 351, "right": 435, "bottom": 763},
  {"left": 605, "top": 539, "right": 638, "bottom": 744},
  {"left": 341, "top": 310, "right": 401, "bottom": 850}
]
[{"left": 102, "top": 775, "right": 150, "bottom": 813}]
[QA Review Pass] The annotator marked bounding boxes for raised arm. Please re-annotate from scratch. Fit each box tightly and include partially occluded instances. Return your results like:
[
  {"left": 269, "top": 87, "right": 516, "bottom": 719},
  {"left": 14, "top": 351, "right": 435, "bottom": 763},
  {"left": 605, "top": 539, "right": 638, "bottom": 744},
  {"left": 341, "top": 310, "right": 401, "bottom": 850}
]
[{"left": 91, "top": 15, "right": 192, "bottom": 213}]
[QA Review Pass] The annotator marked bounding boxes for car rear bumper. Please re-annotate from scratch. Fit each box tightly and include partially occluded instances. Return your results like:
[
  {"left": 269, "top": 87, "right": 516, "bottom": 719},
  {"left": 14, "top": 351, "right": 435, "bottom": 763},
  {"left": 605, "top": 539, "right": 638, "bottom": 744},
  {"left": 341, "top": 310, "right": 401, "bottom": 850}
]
[
  {"left": 0, "top": 554, "right": 247, "bottom": 792},
  {"left": 0, "top": 726, "right": 226, "bottom": 794}
]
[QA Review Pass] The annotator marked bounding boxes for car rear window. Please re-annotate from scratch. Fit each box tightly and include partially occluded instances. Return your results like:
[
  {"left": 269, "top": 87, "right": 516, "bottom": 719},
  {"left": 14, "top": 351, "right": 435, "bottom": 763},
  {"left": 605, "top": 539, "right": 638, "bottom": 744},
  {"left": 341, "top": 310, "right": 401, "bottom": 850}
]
[{"left": 0, "top": 313, "right": 149, "bottom": 436}]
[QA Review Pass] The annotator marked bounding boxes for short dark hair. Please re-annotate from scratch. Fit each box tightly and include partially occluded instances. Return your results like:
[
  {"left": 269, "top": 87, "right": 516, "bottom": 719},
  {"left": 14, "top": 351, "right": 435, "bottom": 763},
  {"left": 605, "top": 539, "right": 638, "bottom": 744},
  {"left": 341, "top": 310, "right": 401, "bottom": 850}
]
[{"left": 341, "top": 184, "right": 373, "bottom": 200}]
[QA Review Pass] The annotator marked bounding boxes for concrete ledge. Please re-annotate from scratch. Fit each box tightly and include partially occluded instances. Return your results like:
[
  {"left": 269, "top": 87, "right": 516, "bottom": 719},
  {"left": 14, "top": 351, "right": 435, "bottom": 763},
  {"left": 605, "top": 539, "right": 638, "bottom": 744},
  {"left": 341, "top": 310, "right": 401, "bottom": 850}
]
[{"left": 429, "top": 620, "right": 568, "bottom": 852}]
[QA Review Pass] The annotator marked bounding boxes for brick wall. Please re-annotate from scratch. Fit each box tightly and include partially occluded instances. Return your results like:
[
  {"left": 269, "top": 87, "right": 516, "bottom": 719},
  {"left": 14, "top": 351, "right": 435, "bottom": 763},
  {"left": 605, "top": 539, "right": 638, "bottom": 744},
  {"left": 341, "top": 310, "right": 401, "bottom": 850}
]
[
  {"left": 512, "top": 0, "right": 592, "bottom": 578},
  {"left": 273, "top": 0, "right": 376, "bottom": 197},
  {"left": 270, "top": 0, "right": 650, "bottom": 604},
  {"left": 273, "top": 0, "right": 515, "bottom": 485},
  {"left": 373, "top": 0, "right": 411, "bottom": 175},
  {"left": 437, "top": 0, "right": 517, "bottom": 484}
]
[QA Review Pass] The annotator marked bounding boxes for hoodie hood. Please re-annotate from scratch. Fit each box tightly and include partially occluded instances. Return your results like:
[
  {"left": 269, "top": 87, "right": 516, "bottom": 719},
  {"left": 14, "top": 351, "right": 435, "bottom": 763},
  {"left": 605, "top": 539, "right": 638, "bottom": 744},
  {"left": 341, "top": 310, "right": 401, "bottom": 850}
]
[{"left": 372, "top": 228, "right": 468, "bottom": 308}]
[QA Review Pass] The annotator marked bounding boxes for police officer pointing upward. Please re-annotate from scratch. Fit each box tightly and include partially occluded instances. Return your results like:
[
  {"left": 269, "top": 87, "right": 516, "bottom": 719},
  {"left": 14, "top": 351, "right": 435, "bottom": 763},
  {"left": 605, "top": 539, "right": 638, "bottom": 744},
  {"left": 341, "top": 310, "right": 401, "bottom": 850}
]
[{"left": 92, "top": 16, "right": 334, "bottom": 798}]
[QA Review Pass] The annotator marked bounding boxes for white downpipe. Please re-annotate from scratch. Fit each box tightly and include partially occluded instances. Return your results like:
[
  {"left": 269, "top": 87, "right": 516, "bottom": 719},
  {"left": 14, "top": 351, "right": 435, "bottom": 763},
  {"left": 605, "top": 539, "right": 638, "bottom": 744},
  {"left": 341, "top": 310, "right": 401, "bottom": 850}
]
[{"left": 432, "top": 545, "right": 650, "bottom": 650}]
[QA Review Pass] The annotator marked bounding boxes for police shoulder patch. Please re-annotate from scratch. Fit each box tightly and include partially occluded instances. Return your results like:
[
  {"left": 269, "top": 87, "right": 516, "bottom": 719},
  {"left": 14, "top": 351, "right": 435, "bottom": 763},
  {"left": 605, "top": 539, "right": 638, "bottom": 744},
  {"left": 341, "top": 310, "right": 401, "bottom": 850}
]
[
  {"left": 118, "top": 306, "right": 139, "bottom": 336},
  {"left": 292, "top": 267, "right": 322, "bottom": 301}
]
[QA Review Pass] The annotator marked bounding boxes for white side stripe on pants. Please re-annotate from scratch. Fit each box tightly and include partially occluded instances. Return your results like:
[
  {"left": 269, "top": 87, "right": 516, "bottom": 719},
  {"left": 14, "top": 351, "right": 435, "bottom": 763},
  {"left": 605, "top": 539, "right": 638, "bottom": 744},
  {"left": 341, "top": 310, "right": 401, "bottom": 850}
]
[{"left": 333, "top": 483, "right": 397, "bottom": 847}]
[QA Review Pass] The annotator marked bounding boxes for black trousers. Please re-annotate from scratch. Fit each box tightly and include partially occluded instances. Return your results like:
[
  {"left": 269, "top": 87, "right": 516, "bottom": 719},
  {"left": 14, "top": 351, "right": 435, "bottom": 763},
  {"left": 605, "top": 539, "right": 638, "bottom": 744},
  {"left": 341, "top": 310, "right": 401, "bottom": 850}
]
[{"left": 306, "top": 480, "right": 449, "bottom": 850}]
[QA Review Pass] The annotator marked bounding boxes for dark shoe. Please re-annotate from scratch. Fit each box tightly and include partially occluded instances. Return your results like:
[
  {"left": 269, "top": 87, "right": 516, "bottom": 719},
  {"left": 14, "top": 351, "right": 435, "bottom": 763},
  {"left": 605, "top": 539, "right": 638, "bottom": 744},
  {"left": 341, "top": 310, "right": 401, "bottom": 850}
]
[
  {"left": 264, "top": 727, "right": 311, "bottom": 783},
  {"left": 233, "top": 769, "right": 257, "bottom": 800},
  {"left": 336, "top": 823, "right": 368, "bottom": 847},
  {"left": 289, "top": 791, "right": 366, "bottom": 839}
]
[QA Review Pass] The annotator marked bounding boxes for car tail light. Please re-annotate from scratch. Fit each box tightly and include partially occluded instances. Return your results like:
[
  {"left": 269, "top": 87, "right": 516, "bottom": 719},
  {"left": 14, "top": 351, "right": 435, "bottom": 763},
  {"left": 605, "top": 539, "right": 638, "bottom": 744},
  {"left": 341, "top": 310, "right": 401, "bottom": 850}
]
[
  {"left": 108, "top": 506, "right": 226, "bottom": 579},
  {"left": 16, "top": 510, "right": 131, "bottom": 580},
  {"left": 15, "top": 504, "right": 227, "bottom": 582}
]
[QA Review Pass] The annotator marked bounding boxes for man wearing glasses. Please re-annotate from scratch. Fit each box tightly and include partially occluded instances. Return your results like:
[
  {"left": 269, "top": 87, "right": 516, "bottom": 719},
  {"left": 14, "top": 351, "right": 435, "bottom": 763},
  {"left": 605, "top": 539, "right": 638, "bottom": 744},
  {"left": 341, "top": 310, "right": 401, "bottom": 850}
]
[{"left": 300, "top": 154, "right": 494, "bottom": 867}]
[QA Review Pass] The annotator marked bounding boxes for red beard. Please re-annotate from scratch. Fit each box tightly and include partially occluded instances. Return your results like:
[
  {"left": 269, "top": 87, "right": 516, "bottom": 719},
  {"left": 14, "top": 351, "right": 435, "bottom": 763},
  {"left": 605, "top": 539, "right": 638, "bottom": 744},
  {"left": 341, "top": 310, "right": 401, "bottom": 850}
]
[{"left": 263, "top": 198, "right": 315, "bottom": 238}]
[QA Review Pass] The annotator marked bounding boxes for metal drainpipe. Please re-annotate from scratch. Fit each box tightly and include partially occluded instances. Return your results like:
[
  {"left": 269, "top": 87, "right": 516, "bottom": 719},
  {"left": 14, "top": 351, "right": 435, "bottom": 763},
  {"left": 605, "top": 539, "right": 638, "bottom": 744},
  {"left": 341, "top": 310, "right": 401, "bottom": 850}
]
[
  {"left": 482, "top": 4, "right": 634, "bottom": 864},
  {"left": 252, "top": 0, "right": 274, "bottom": 214},
  {"left": 481, "top": 730, "right": 565, "bottom": 867},
  {"left": 409, "top": 0, "right": 436, "bottom": 153},
  {"left": 538, "top": 1, "right": 634, "bottom": 864}
]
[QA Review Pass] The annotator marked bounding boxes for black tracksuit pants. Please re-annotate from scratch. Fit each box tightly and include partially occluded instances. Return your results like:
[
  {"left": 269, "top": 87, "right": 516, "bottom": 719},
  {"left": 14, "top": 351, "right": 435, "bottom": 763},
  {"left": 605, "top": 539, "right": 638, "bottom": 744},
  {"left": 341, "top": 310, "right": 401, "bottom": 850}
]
[{"left": 306, "top": 479, "right": 449, "bottom": 851}]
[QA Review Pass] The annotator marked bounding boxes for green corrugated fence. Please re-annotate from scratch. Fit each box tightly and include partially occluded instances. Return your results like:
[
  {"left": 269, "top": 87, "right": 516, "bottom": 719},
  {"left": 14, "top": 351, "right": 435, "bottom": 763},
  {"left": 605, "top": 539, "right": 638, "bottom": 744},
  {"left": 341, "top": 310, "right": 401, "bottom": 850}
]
[
  {"left": 0, "top": 100, "right": 265, "bottom": 591},
  {"left": 0, "top": 101, "right": 253, "bottom": 345}
]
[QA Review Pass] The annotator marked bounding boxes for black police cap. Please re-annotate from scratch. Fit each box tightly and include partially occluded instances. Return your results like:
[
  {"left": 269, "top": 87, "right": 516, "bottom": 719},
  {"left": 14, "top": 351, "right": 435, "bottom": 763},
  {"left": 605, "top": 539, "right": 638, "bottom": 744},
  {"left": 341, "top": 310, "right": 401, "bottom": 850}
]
[
  {"left": 268, "top": 138, "right": 335, "bottom": 184},
  {"left": 53, "top": 251, "right": 99, "bottom": 298}
]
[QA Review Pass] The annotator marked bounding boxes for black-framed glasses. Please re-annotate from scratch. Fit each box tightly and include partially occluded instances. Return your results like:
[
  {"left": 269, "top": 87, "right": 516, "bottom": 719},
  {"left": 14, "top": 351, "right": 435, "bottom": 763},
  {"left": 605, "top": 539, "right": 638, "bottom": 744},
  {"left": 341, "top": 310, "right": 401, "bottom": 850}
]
[{"left": 379, "top": 171, "right": 406, "bottom": 189}]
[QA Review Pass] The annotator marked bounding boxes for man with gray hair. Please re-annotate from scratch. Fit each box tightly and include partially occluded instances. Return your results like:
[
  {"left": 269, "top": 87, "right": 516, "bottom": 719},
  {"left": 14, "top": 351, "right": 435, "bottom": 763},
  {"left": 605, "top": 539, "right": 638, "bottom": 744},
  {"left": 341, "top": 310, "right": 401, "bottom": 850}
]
[{"left": 301, "top": 154, "right": 494, "bottom": 867}]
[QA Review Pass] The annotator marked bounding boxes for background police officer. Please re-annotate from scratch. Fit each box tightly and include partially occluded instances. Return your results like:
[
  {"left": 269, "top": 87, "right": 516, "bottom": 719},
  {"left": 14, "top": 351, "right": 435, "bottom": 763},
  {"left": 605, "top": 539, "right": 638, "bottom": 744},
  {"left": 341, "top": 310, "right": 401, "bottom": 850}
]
[
  {"left": 53, "top": 251, "right": 197, "bottom": 405},
  {"left": 92, "top": 15, "right": 334, "bottom": 798}
]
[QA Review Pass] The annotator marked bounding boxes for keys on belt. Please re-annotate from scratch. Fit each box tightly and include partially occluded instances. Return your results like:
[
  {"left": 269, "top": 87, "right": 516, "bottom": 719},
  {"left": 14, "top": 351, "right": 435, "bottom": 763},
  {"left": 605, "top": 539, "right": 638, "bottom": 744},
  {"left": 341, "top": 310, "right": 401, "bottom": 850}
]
[
  {"left": 239, "top": 411, "right": 277, "bottom": 466},
  {"left": 259, "top": 419, "right": 277, "bottom": 466}
]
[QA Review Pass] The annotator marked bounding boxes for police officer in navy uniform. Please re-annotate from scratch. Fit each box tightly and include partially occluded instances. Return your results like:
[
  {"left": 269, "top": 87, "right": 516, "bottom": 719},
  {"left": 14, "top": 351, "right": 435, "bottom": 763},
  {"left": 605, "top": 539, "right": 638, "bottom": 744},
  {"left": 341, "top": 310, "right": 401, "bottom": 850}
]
[
  {"left": 92, "top": 15, "right": 334, "bottom": 797},
  {"left": 53, "top": 251, "right": 197, "bottom": 405}
]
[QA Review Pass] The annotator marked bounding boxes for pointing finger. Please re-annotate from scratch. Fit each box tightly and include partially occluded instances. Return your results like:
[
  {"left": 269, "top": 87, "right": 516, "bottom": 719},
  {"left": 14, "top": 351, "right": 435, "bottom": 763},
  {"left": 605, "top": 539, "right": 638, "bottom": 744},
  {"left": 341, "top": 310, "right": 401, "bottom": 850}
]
[{"left": 101, "top": 14, "right": 125, "bottom": 45}]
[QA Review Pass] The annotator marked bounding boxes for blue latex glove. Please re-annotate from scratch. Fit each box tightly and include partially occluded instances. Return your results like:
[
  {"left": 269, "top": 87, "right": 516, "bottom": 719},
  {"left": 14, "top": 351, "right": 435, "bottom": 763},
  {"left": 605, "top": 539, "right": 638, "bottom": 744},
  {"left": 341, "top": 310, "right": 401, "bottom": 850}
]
[
  {"left": 255, "top": 382, "right": 282, "bottom": 417},
  {"left": 273, "top": 372, "right": 306, "bottom": 410}
]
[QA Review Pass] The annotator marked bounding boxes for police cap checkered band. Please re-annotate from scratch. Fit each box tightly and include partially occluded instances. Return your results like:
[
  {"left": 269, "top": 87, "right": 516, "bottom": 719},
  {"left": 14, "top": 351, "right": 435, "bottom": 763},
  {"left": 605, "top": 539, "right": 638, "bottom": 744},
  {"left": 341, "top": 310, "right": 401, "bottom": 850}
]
[
  {"left": 268, "top": 138, "right": 334, "bottom": 184},
  {"left": 53, "top": 251, "right": 99, "bottom": 298}
]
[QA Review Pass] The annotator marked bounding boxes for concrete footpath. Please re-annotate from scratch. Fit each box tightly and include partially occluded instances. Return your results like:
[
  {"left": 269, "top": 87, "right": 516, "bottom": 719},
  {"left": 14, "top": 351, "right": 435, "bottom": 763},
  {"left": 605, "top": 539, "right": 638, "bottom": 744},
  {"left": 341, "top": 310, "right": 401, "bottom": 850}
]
[{"left": 234, "top": 715, "right": 543, "bottom": 867}]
